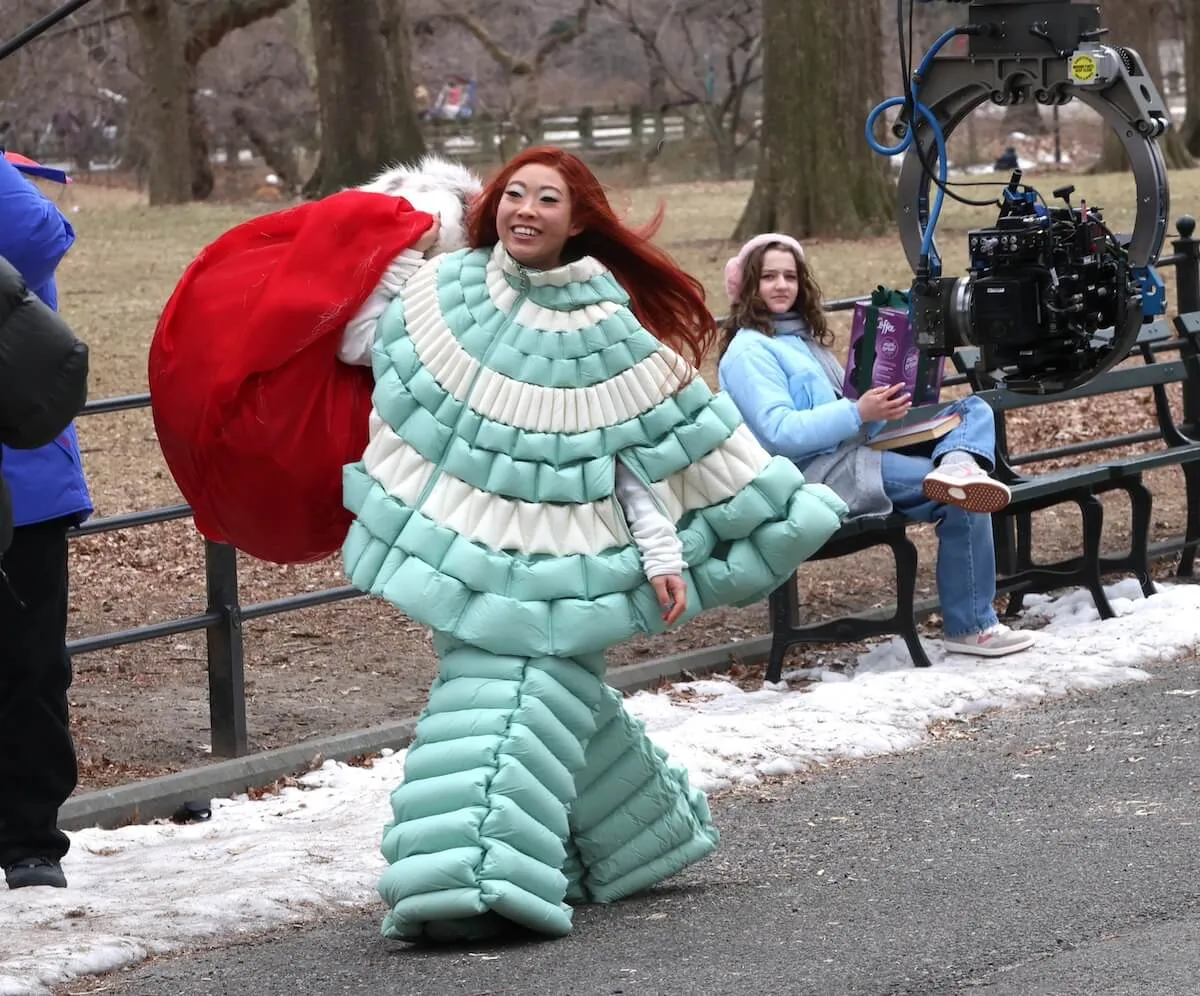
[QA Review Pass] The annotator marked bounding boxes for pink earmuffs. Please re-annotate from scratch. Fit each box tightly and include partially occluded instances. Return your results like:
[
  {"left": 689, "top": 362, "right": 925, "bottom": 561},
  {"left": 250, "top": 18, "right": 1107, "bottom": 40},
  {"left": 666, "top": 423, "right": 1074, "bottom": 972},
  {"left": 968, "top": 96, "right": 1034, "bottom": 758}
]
[{"left": 723, "top": 232, "right": 806, "bottom": 302}]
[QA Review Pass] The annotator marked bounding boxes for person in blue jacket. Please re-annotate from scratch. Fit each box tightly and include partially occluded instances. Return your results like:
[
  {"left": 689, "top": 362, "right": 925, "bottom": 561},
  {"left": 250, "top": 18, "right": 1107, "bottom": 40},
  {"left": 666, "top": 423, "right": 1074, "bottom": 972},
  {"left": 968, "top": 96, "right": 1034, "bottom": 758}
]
[
  {"left": 0, "top": 152, "right": 92, "bottom": 890},
  {"left": 717, "top": 233, "right": 1035, "bottom": 660}
]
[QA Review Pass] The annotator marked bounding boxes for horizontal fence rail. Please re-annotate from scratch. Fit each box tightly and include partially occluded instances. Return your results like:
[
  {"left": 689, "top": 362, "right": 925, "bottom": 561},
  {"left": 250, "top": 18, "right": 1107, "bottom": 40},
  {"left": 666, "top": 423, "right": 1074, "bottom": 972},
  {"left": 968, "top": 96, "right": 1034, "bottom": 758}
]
[{"left": 64, "top": 217, "right": 1200, "bottom": 760}]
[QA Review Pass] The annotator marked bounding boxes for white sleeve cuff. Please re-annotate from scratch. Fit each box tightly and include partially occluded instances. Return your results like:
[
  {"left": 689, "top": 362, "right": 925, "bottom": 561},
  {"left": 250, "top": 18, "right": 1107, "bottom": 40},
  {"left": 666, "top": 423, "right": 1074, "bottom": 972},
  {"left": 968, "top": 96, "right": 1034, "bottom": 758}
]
[
  {"left": 337, "top": 249, "right": 427, "bottom": 366},
  {"left": 614, "top": 461, "right": 685, "bottom": 579}
]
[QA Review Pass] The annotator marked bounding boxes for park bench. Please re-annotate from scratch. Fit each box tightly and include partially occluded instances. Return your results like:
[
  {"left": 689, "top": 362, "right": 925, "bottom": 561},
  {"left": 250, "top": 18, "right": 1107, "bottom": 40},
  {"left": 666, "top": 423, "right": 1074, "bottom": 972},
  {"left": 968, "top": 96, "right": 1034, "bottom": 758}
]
[
  {"left": 763, "top": 316, "right": 1200, "bottom": 684},
  {"left": 956, "top": 316, "right": 1200, "bottom": 619}
]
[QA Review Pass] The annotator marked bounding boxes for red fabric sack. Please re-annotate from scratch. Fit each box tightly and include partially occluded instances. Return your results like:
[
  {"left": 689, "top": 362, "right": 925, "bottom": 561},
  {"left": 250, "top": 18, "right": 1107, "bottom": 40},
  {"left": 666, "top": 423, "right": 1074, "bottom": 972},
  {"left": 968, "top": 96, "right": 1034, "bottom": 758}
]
[{"left": 148, "top": 191, "right": 432, "bottom": 563}]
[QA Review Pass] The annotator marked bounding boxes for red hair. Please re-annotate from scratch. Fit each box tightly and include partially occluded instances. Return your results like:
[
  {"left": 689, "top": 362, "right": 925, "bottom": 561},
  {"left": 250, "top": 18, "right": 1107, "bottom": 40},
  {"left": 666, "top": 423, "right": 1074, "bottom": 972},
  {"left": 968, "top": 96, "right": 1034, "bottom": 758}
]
[{"left": 466, "top": 147, "right": 716, "bottom": 371}]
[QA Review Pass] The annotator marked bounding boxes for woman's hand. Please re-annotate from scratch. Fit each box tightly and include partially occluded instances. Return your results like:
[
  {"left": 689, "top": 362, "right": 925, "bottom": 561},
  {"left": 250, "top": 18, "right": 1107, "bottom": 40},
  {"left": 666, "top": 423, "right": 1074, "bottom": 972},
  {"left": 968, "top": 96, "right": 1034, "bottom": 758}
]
[
  {"left": 414, "top": 214, "right": 441, "bottom": 253},
  {"left": 856, "top": 383, "right": 911, "bottom": 423},
  {"left": 652, "top": 574, "right": 687, "bottom": 626}
]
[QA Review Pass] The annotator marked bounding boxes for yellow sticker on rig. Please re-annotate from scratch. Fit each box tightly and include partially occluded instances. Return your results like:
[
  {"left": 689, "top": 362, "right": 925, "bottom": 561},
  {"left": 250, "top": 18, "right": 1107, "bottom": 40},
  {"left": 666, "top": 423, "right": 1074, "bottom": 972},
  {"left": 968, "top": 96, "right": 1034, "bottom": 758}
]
[{"left": 1070, "top": 53, "right": 1097, "bottom": 83}]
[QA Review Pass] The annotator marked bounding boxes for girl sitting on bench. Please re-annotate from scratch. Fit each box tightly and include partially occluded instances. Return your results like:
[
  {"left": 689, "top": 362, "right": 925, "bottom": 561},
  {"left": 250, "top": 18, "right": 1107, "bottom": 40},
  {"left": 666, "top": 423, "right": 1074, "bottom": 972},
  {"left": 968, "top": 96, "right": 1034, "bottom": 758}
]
[{"left": 717, "top": 233, "right": 1035, "bottom": 659}]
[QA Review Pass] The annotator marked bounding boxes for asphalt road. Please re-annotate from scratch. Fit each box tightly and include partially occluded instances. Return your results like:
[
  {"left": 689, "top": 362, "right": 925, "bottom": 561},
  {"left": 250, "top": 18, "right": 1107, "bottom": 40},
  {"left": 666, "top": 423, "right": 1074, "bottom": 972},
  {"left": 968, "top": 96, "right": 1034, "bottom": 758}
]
[{"left": 70, "top": 656, "right": 1200, "bottom": 996}]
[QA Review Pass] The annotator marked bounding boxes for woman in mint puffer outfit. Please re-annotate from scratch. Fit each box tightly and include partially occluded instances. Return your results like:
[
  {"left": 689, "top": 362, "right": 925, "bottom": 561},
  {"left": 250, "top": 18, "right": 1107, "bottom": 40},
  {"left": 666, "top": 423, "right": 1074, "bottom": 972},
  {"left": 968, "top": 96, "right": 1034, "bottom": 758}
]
[{"left": 339, "top": 148, "right": 848, "bottom": 943}]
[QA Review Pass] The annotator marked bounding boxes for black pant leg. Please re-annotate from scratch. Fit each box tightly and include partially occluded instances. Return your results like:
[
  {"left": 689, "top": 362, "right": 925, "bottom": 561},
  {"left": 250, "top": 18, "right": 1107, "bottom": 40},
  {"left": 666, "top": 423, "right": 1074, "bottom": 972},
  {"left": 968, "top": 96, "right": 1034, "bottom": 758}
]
[{"left": 0, "top": 517, "right": 77, "bottom": 866}]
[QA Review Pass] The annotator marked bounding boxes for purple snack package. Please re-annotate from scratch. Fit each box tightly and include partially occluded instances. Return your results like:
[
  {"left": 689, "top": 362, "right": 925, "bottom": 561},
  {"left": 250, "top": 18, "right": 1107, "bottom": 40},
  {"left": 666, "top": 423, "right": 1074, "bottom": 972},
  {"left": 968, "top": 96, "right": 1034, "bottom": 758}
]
[{"left": 843, "top": 299, "right": 942, "bottom": 405}]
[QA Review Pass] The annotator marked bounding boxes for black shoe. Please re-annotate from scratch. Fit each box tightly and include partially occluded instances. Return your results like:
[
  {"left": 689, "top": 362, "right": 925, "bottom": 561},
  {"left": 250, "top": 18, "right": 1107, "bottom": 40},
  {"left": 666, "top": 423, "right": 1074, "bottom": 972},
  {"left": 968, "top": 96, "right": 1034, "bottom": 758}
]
[{"left": 4, "top": 856, "right": 67, "bottom": 889}]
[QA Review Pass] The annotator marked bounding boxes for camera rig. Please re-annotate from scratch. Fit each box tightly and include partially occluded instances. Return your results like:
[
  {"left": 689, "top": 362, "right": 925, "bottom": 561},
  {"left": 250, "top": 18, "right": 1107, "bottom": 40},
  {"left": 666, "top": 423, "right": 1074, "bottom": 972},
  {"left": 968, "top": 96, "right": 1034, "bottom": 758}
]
[{"left": 872, "top": 0, "right": 1172, "bottom": 394}]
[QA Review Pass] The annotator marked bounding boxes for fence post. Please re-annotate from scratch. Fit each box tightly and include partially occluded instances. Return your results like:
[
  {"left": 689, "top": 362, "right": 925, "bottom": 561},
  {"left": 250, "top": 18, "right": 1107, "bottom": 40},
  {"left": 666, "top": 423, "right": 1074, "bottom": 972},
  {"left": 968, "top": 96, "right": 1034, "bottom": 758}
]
[
  {"left": 1173, "top": 215, "right": 1200, "bottom": 432},
  {"left": 477, "top": 116, "right": 497, "bottom": 161},
  {"left": 629, "top": 104, "right": 644, "bottom": 149},
  {"left": 578, "top": 105, "right": 594, "bottom": 149},
  {"left": 204, "top": 540, "right": 247, "bottom": 757}
]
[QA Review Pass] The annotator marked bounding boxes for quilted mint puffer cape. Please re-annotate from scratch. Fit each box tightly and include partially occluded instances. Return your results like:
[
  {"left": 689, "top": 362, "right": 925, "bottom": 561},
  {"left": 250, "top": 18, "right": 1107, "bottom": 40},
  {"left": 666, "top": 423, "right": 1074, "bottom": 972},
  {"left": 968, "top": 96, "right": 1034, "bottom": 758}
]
[{"left": 343, "top": 244, "right": 847, "bottom": 654}]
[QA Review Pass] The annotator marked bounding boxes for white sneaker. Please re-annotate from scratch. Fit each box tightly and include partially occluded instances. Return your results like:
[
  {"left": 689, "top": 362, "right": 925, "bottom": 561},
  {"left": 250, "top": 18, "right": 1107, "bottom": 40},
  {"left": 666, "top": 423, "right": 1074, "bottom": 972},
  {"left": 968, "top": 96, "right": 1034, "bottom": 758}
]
[
  {"left": 944, "top": 623, "right": 1036, "bottom": 658},
  {"left": 923, "top": 462, "right": 1011, "bottom": 513}
]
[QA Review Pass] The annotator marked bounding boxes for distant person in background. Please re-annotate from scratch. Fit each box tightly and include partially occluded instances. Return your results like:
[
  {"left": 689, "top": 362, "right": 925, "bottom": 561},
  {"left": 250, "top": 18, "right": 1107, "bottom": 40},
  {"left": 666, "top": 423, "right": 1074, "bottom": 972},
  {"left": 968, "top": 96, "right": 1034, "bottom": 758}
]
[
  {"left": 993, "top": 146, "right": 1019, "bottom": 171},
  {"left": 0, "top": 152, "right": 93, "bottom": 890},
  {"left": 413, "top": 83, "right": 431, "bottom": 120}
]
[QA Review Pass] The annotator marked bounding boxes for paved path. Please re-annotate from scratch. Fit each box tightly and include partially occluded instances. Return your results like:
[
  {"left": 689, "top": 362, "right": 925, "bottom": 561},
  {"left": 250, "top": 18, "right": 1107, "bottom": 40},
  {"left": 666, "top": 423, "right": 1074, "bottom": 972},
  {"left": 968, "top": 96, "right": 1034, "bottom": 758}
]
[{"left": 72, "top": 656, "right": 1200, "bottom": 996}]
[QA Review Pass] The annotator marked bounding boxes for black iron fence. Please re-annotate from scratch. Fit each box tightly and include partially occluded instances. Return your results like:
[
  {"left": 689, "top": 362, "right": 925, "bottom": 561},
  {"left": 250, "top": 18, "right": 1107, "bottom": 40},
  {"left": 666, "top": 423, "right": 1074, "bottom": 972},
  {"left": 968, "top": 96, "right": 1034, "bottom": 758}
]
[{"left": 64, "top": 216, "right": 1200, "bottom": 760}]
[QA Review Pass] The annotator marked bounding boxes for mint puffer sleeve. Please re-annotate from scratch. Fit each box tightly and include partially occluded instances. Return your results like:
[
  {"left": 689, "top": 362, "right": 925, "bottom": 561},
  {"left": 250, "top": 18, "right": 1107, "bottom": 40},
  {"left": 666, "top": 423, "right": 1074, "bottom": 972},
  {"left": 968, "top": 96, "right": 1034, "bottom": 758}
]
[{"left": 719, "top": 337, "right": 861, "bottom": 461}]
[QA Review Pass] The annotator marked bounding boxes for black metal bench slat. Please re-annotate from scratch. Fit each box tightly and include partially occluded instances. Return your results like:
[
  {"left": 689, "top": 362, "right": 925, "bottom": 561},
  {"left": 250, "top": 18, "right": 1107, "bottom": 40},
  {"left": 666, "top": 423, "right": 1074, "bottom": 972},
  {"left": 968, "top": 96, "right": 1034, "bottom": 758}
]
[{"left": 977, "top": 360, "right": 1191, "bottom": 413}]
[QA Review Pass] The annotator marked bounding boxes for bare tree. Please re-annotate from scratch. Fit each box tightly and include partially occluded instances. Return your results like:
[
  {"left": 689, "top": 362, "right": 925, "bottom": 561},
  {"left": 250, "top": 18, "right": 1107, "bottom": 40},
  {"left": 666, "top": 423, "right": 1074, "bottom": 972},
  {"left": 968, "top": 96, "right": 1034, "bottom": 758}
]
[
  {"left": 127, "top": 0, "right": 298, "bottom": 204},
  {"left": 596, "top": 0, "right": 762, "bottom": 180},
  {"left": 1003, "top": 101, "right": 1047, "bottom": 138},
  {"left": 734, "top": 0, "right": 892, "bottom": 239},
  {"left": 1090, "top": 0, "right": 1193, "bottom": 173},
  {"left": 421, "top": 0, "right": 596, "bottom": 150},
  {"left": 307, "top": 0, "right": 426, "bottom": 196},
  {"left": 202, "top": 25, "right": 315, "bottom": 194},
  {"left": 1180, "top": 0, "right": 1200, "bottom": 155},
  {"left": 0, "top": 0, "right": 139, "bottom": 169}
]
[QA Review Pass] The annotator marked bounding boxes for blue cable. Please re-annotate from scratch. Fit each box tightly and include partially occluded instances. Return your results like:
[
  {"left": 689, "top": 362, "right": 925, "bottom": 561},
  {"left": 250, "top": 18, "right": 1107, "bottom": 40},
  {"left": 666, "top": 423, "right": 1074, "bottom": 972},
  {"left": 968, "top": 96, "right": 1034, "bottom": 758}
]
[{"left": 866, "top": 27, "right": 964, "bottom": 266}]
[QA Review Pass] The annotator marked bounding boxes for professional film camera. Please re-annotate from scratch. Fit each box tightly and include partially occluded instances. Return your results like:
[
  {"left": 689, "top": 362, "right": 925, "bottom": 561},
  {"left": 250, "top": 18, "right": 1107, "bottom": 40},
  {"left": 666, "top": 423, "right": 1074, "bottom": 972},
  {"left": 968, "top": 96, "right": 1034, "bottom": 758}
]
[{"left": 871, "top": 0, "right": 1173, "bottom": 394}]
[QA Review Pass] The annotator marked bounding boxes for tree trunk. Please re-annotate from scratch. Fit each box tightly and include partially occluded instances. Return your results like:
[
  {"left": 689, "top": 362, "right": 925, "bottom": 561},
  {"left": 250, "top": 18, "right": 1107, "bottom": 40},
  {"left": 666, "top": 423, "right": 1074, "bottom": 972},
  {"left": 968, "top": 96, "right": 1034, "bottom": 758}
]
[
  {"left": 1003, "top": 101, "right": 1047, "bottom": 136},
  {"left": 715, "top": 133, "right": 738, "bottom": 181},
  {"left": 378, "top": 0, "right": 427, "bottom": 162},
  {"left": 233, "top": 105, "right": 301, "bottom": 192},
  {"left": 734, "top": 0, "right": 893, "bottom": 240},
  {"left": 188, "top": 88, "right": 215, "bottom": 201},
  {"left": 308, "top": 0, "right": 425, "bottom": 196},
  {"left": 1183, "top": 0, "right": 1200, "bottom": 155},
  {"left": 1091, "top": 0, "right": 1194, "bottom": 172},
  {"left": 129, "top": 0, "right": 192, "bottom": 206}
]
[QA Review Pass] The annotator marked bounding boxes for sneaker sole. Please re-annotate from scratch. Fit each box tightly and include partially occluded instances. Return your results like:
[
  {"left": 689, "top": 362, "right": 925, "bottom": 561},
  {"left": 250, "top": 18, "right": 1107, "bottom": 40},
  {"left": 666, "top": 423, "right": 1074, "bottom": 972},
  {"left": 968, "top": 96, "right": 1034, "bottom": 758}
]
[
  {"left": 923, "top": 475, "right": 1011, "bottom": 513},
  {"left": 944, "top": 634, "right": 1036, "bottom": 658}
]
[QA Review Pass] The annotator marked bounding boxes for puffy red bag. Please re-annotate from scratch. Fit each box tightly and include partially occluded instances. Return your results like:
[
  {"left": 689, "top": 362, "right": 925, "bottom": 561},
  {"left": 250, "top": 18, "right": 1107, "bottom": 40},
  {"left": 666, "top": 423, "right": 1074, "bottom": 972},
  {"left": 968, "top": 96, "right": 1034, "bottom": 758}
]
[{"left": 148, "top": 191, "right": 433, "bottom": 564}]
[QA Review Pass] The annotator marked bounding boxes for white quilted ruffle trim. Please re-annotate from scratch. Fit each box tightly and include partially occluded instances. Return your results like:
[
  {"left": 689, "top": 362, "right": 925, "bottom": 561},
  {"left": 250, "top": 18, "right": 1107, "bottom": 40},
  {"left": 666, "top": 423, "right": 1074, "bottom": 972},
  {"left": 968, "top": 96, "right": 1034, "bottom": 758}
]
[
  {"left": 361, "top": 413, "right": 632, "bottom": 556},
  {"left": 650, "top": 425, "right": 772, "bottom": 521},
  {"left": 403, "top": 261, "right": 687, "bottom": 433},
  {"left": 493, "top": 243, "right": 608, "bottom": 287}
]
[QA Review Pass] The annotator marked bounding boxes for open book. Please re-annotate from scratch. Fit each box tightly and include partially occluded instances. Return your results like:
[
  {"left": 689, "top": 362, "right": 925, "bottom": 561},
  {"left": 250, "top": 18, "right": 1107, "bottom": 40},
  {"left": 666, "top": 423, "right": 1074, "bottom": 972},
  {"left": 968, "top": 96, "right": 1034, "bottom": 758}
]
[{"left": 867, "top": 412, "right": 962, "bottom": 451}]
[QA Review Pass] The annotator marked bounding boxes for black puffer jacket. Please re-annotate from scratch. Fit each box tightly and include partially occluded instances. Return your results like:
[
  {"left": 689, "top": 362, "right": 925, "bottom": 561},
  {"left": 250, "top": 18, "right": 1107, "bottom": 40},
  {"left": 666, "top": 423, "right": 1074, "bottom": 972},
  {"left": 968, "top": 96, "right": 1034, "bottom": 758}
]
[{"left": 0, "top": 255, "right": 89, "bottom": 553}]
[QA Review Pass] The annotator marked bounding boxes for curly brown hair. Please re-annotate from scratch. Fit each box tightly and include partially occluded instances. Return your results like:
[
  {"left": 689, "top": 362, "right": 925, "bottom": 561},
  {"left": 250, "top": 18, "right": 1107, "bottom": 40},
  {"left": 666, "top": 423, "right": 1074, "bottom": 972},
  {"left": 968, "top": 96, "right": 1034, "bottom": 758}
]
[{"left": 718, "top": 241, "right": 831, "bottom": 357}]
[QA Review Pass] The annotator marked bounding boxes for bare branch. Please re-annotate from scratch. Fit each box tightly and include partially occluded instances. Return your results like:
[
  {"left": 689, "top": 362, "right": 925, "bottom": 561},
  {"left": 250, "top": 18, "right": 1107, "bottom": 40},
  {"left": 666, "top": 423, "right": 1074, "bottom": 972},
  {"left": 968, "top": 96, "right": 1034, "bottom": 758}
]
[
  {"left": 36, "top": 8, "right": 133, "bottom": 46},
  {"left": 598, "top": 0, "right": 704, "bottom": 104},
  {"left": 531, "top": 0, "right": 594, "bottom": 70},
  {"left": 431, "top": 12, "right": 532, "bottom": 75},
  {"left": 185, "top": 0, "right": 297, "bottom": 65}
]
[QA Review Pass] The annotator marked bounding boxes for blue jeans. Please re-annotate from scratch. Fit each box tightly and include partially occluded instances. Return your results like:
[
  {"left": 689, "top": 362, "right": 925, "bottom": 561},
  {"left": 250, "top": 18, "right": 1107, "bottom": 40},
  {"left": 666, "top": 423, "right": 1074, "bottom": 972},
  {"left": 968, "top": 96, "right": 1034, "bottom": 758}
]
[{"left": 880, "top": 396, "right": 999, "bottom": 637}]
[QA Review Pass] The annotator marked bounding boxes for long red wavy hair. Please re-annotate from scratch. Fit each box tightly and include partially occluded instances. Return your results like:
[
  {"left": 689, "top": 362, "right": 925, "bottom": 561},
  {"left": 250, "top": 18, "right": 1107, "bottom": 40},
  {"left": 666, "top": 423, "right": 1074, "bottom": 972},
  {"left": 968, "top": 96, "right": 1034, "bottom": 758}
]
[{"left": 467, "top": 147, "right": 716, "bottom": 371}]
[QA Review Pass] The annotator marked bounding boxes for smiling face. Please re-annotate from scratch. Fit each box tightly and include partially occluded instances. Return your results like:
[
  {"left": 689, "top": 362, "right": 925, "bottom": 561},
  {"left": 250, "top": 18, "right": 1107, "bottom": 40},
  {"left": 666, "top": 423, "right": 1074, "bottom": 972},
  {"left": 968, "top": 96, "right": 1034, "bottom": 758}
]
[
  {"left": 495, "top": 163, "right": 582, "bottom": 270},
  {"left": 757, "top": 247, "right": 801, "bottom": 315}
]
